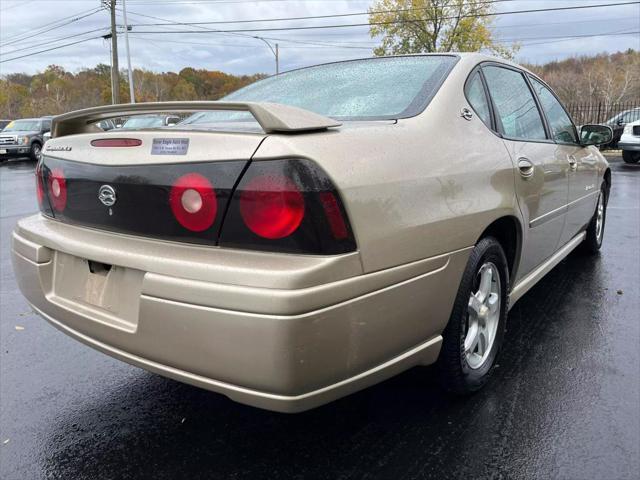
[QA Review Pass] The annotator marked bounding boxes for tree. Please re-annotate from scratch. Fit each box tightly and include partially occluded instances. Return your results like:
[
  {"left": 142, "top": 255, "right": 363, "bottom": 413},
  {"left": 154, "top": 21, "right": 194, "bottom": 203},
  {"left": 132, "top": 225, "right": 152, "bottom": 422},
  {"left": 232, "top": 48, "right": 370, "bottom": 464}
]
[{"left": 368, "top": 0, "right": 518, "bottom": 58}]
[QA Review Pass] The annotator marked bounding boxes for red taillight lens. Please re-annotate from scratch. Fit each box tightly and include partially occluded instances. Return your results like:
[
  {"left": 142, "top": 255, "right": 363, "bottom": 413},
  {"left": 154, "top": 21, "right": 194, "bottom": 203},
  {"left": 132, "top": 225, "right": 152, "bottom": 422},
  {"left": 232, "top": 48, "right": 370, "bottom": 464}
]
[
  {"left": 169, "top": 173, "right": 218, "bottom": 232},
  {"left": 239, "top": 175, "right": 305, "bottom": 239},
  {"left": 219, "top": 159, "right": 356, "bottom": 254},
  {"left": 48, "top": 168, "right": 67, "bottom": 212},
  {"left": 35, "top": 163, "right": 44, "bottom": 206},
  {"left": 319, "top": 192, "right": 348, "bottom": 240},
  {"left": 91, "top": 138, "right": 142, "bottom": 147}
]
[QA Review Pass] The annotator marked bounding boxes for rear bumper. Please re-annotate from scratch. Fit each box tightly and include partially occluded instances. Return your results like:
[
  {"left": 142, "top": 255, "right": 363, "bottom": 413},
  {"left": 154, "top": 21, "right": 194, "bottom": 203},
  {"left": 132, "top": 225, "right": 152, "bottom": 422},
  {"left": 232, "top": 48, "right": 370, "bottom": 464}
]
[{"left": 12, "top": 214, "right": 470, "bottom": 412}]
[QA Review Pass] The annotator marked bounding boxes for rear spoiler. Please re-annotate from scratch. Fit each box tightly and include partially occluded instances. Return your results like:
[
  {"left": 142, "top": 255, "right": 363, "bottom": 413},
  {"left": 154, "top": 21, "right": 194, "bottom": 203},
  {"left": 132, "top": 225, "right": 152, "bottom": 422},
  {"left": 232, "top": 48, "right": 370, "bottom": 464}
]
[{"left": 51, "top": 101, "right": 341, "bottom": 138}]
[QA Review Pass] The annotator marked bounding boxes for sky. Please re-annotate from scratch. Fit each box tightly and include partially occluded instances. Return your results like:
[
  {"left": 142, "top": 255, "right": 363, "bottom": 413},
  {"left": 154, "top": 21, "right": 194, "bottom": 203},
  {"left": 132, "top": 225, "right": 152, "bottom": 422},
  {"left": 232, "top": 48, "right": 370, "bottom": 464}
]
[{"left": 1, "top": 0, "right": 639, "bottom": 76}]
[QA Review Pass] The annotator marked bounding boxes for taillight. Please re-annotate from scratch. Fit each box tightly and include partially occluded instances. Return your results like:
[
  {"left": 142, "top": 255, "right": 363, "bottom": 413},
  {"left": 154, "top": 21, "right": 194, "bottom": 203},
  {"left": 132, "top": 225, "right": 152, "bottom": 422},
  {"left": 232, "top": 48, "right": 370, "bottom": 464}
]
[
  {"left": 219, "top": 159, "right": 356, "bottom": 254},
  {"left": 169, "top": 173, "right": 218, "bottom": 232},
  {"left": 239, "top": 175, "right": 305, "bottom": 239},
  {"left": 91, "top": 138, "right": 142, "bottom": 147},
  {"left": 34, "top": 155, "right": 355, "bottom": 255},
  {"left": 319, "top": 192, "right": 348, "bottom": 240},
  {"left": 35, "top": 162, "right": 45, "bottom": 205},
  {"left": 48, "top": 167, "right": 67, "bottom": 212}
]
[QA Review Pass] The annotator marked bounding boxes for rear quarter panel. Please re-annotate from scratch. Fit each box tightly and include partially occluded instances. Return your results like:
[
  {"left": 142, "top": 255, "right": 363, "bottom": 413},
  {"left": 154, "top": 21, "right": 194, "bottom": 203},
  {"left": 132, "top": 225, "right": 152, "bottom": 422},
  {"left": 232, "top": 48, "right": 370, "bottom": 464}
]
[{"left": 254, "top": 57, "right": 522, "bottom": 274}]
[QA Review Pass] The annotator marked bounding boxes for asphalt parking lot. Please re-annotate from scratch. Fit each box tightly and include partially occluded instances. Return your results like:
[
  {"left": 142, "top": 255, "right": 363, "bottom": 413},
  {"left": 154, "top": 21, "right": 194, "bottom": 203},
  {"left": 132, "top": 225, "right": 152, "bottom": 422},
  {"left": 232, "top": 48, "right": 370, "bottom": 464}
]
[{"left": 1, "top": 155, "right": 638, "bottom": 480}]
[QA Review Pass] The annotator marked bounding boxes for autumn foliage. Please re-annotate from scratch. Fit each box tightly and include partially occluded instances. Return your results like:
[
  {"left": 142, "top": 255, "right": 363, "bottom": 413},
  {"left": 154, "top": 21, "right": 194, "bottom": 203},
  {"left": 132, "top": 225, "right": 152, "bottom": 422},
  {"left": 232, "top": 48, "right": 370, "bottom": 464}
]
[{"left": 0, "top": 65, "right": 266, "bottom": 118}]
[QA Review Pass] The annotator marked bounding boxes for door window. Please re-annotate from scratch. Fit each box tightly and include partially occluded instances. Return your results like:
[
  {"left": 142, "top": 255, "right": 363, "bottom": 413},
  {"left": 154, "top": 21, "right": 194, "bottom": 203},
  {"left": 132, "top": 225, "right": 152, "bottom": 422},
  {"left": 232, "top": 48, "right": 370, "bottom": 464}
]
[
  {"left": 482, "top": 66, "right": 547, "bottom": 141},
  {"left": 620, "top": 110, "right": 640, "bottom": 124},
  {"left": 530, "top": 77, "right": 578, "bottom": 144},
  {"left": 465, "top": 71, "right": 492, "bottom": 128},
  {"left": 42, "top": 119, "right": 52, "bottom": 132}
]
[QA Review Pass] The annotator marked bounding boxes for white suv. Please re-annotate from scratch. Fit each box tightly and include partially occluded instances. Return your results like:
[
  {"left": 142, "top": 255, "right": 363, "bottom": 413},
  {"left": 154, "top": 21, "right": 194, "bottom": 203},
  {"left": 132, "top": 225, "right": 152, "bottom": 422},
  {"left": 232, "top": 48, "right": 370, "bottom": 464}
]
[{"left": 620, "top": 119, "right": 640, "bottom": 164}]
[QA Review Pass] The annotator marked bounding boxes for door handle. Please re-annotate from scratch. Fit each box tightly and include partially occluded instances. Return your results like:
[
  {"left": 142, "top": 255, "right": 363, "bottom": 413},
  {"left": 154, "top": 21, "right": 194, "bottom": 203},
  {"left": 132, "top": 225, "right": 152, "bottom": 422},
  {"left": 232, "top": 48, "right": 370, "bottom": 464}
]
[
  {"left": 517, "top": 157, "right": 534, "bottom": 178},
  {"left": 568, "top": 155, "right": 578, "bottom": 170}
]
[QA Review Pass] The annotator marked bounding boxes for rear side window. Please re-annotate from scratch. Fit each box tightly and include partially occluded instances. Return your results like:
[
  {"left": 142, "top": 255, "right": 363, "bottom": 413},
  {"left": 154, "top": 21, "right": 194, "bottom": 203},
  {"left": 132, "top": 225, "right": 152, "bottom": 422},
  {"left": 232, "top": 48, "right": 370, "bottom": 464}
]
[
  {"left": 465, "top": 71, "right": 492, "bottom": 128},
  {"left": 530, "top": 77, "right": 578, "bottom": 144},
  {"left": 482, "top": 66, "right": 547, "bottom": 141}
]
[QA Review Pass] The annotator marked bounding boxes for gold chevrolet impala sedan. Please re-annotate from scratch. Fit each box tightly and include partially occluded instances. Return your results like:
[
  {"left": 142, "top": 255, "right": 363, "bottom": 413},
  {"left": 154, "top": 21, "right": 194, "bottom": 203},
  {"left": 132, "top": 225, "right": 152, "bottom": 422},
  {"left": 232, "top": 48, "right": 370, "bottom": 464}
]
[{"left": 12, "top": 54, "right": 613, "bottom": 412}]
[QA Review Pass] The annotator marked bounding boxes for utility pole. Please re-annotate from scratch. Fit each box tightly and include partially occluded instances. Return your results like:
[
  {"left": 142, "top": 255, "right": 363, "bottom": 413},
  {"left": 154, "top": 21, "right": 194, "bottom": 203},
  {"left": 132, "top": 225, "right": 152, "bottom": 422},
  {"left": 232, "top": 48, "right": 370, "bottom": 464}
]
[
  {"left": 103, "top": 0, "right": 120, "bottom": 104},
  {"left": 275, "top": 43, "right": 279, "bottom": 75},
  {"left": 122, "top": 0, "right": 135, "bottom": 103}
]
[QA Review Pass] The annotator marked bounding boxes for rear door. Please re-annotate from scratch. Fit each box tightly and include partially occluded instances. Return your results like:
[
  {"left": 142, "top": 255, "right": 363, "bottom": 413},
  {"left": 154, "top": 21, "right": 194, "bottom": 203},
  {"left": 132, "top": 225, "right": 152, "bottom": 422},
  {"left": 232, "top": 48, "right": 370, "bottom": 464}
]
[
  {"left": 528, "top": 76, "right": 599, "bottom": 246},
  {"left": 482, "top": 64, "right": 569, "bottom": 278}
]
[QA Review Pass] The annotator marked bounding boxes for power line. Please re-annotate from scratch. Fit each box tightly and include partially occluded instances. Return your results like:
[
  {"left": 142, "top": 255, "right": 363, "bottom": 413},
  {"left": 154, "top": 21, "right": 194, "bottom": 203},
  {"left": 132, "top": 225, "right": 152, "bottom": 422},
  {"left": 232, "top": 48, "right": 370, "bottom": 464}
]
[
  {"left": 515, "top": 29, "right": 639, "bottom": 47},
  {"left": 122, "top": 8, "right": 372, "bottom": 49},
  {"left": 127, "top": 1, "right": 640, "bottom": 34},
  {"left": 1, "top": 28, "right": 110, "bottom": 55},
  {"left": 0, "top": 36, "right": 105, "bottom": 64},
  {"left": 0, "top": 7, "right": 103, "bottom": 48},
  {"left": 130, "top": 30, "right": 640, "bottom": 49},
  {"left": 126, "top": 0, "right": 519, "bottom": 27}
]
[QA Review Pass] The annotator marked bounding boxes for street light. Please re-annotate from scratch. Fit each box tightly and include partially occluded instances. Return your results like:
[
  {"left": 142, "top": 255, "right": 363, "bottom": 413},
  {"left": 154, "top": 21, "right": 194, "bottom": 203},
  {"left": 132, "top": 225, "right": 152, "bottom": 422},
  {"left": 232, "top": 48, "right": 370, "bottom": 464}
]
[
  {"left": 254, "top": 37, "right": 279, "bottom": 75},
  {"left": 122, "top": 0, "right": 135, "bottom": 103}
]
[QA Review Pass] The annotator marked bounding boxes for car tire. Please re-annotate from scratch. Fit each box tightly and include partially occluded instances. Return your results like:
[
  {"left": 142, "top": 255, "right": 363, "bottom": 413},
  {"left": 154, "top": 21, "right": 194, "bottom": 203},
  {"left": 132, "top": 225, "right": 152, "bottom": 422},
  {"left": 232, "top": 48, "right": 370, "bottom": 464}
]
[
  {"left": 29, "top": 142, "right": 42, "bottom": 162},
  {"left": 622, "top": 150, "right": 640, "bottom": 164},
  {"left": 437, "top": 236, "right": 509, "bottom": 395},
  {"left": 581, "top": 184, "right": 607, "bottom": 254}
]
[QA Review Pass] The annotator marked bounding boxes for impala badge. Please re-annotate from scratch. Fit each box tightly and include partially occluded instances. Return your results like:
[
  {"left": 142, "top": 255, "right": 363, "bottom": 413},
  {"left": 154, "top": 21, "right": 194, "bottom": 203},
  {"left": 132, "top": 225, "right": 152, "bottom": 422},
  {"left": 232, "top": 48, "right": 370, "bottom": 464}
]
[{"left": 98, "top": 185, "right": 117, "bottom": 207}]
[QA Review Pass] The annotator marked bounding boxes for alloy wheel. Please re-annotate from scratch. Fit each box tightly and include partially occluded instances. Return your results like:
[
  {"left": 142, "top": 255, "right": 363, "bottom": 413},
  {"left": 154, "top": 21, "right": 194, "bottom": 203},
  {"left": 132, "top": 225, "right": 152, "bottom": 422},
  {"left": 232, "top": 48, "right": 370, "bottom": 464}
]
[
  {"left": 465, "top": 262, "right": 501, "bottom": 370},
  {"left": 595, "top": 193, "right": 604, "bottom": 243}
]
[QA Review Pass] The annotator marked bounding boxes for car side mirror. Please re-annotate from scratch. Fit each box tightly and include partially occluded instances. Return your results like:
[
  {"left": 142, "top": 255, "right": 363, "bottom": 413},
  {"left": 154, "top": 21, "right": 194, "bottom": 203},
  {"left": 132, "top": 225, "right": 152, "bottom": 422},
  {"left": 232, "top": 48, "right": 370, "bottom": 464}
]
[
  {"left": 616, "top": 119, "right": 624, "bottom": 126},
  {"left": 580, "top": 124, "right": 613, "bottom": 146}
]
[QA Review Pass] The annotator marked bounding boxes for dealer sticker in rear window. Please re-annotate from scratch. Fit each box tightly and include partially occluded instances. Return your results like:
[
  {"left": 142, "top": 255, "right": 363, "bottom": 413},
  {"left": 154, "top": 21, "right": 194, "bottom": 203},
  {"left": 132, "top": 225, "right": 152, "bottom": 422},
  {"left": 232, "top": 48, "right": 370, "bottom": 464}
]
[{"left": 151, "top": 138, "right": 189, "bottom": 155}]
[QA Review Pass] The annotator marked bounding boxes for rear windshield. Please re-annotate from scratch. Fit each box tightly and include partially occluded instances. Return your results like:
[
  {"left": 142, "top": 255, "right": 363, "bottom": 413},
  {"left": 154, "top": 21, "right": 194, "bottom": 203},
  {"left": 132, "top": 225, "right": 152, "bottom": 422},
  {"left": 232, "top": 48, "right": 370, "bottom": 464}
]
[
  {"left": 183, "top": 55, "right": 457, "bottom": 125},
  {"left": 121, "top": 116, "right": 165, "bottom": 129}
]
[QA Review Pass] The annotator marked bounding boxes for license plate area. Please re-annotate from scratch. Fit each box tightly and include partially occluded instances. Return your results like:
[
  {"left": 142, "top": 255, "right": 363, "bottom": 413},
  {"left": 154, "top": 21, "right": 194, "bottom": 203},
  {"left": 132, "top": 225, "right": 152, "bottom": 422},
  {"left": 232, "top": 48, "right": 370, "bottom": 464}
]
[{"left": 51, "top": 252, "right": 144, "bottom": 331}]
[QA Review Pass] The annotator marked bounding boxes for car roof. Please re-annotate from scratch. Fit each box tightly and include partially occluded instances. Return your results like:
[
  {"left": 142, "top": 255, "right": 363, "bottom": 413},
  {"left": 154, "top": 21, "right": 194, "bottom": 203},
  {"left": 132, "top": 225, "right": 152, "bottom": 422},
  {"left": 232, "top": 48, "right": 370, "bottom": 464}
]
[{"left": 273, "top": 52, "right": 536, "bottom": 79}]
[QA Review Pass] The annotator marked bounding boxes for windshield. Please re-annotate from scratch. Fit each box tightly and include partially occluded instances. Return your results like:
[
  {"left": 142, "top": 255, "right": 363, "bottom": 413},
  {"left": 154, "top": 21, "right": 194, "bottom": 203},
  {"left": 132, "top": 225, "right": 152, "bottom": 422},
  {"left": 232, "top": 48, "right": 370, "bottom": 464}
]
[
  {"left": 121, "top": 116, "right": 165, "bottom": 129},
  {"left": 3, "top": 120, "right": 41, "bottom": 132},
  {"left": 182, "top": 55, "right": 457, "bottom": 126}
]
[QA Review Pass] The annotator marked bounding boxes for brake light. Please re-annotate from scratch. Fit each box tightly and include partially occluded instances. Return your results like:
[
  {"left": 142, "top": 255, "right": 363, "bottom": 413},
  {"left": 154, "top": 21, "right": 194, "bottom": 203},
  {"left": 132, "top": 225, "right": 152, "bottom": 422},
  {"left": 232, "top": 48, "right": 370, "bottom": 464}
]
[
  {"left": 91, "top": 138, "right": 142, "bottom": 147},
  {"left": 48, "top": 168, "right": 67, "bottom": 212},
  {"left": 169, "top": 173, "right": 218, "bottom": 232},
  {"left": 239, "top": 175, "right": 305, "bottom": 239},
  {"left": 219, "top": 159, "right": 356, "bottom": 254}
]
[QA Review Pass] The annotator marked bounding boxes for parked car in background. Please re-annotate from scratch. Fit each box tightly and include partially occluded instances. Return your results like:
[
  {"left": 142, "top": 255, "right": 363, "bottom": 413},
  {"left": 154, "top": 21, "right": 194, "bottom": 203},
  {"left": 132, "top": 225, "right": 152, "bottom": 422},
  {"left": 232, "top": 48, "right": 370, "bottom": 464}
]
[
  {"left": 96, "top": 119, "right": 117, "bottom": 131},
  {"left": 605, "top": 107, "right": 640, "bottom": 148},
  {"left": 13, "top": 54, "right": 612, "bottom": 412},
  {"left": 0, "top": 117, "right": 51, "bottom": 162},
  {"left": 619, "top": 119, "right": 640, "bottom": 164},
  {"left": 0, "top": 119, "right": 12, "bottom": 131},
  {"left": 120, "top": 114, "right": 180, "bottom": 129}
]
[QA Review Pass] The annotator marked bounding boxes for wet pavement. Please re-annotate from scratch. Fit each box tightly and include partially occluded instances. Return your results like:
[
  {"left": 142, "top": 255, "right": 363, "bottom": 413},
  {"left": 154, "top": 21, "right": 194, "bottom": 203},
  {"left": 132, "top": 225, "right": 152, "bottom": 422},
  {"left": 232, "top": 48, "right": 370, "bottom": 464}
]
[{"left": 1, "top": 156, "right": 638, "bottom": 480}]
